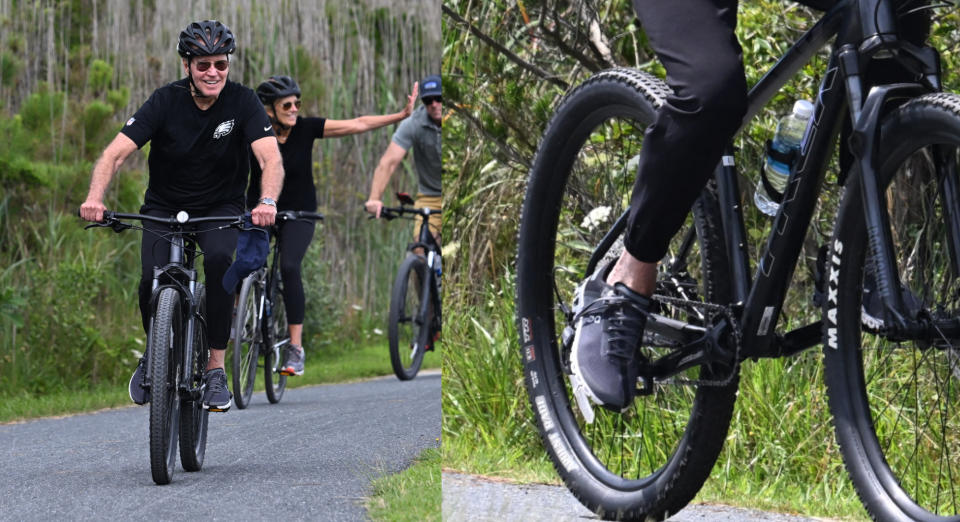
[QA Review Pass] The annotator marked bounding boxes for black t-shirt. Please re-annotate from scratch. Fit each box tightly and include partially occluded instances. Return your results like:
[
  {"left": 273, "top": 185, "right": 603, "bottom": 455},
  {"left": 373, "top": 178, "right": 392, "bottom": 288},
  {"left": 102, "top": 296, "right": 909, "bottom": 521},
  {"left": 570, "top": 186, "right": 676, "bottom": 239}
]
[
  {"left": 247, "top": 116, "right": 326, "bottom": 212},
  {"left": 121, "top": 79, "right": 274, "bottom": 211}
]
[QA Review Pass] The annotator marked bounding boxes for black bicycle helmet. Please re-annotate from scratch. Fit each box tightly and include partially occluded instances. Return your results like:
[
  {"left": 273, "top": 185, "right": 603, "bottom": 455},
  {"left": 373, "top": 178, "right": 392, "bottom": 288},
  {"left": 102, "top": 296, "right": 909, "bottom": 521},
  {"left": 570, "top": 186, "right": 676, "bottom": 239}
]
[
  {"left": 256, "top": 76, "right": 301, "bottom": 105},
  {"left": 177, "top": 20, "right": 236, "bottom": 58}
]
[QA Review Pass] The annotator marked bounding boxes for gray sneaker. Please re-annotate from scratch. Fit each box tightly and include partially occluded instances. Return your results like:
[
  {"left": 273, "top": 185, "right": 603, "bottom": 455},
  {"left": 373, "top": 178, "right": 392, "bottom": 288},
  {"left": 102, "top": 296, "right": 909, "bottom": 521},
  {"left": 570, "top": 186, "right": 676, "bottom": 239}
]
[
  {"left": 279, "top": 345, "right": 305, "bottom": 376},
  {"left": 568, "top": 264, "right": 651, "bottom": 423},
  {"left": 128, "top": 355, "right": 149, "bottom": 405},
  {"left": 202, "top": 368, "right": 233, "bottom": 412}
]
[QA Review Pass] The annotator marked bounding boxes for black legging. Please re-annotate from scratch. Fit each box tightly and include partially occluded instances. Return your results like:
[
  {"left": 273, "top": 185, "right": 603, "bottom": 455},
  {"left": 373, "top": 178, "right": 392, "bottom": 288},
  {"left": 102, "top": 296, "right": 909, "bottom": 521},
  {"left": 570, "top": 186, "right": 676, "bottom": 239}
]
[
  {"left": 137, "top": 201, "right": 241, "bottom": 350},
  {"left": 625, "top": 0, "right": 748, "bottom": 262},
  {"left": 277, "top": 218, "right": 316, "bottom": 324}
]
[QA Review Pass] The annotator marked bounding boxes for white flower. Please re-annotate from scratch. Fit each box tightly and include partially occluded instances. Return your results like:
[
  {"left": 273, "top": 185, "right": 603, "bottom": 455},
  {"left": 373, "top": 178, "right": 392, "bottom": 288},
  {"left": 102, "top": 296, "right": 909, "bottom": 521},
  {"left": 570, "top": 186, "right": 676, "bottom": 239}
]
[{"left": 581, "top": 206, "right": 612, "bottom": 231}]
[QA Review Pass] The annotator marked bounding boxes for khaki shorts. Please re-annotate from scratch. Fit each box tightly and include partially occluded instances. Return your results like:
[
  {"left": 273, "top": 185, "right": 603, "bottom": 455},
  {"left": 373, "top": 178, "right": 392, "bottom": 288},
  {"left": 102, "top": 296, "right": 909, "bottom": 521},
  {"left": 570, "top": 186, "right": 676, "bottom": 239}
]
[{"left": 414, "top": 194, "right": 441, "bottom": 244}]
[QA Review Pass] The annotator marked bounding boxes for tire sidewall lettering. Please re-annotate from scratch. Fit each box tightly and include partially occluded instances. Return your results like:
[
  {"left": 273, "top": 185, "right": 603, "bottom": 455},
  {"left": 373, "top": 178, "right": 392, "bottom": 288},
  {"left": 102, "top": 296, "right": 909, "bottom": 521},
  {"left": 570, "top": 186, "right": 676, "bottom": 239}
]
[{"left": 826, "top": 238, "right": 843, "bottom": 350}]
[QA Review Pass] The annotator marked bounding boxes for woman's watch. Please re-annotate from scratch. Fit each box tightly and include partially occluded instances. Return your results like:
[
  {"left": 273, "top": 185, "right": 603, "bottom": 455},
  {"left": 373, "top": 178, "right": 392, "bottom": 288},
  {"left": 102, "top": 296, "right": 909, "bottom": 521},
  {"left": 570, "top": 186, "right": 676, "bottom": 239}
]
[{"left": 258, "top": 197, "right": 277, "bottom": 207}]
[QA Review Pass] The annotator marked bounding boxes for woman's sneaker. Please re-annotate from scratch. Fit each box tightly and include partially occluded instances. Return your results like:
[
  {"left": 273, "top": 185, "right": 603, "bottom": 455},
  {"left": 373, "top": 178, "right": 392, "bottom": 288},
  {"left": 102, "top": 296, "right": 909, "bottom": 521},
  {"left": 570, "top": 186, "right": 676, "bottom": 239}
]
[
  {"left": 128, "top": 356, "right": 149, "bottom": 405},
  {"left": 279, "top": 345, "right": 305, "bottom": 376},
  {"left": 568, "top": 264, "right": 652, "bottom": 423},
  {"left": 202, "top": 368, "right": 233, "bottom": 412}
]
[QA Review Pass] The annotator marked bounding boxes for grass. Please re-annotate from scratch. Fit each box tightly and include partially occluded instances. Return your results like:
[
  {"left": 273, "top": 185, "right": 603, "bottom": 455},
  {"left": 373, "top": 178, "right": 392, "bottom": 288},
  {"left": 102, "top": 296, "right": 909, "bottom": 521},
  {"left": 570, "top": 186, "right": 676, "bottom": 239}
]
[
  {"left": 367, "top": 447, "right": 442, "bottom": 522},
  {"left": 0, "top": 337, "right": 441, "bottom": 424}
]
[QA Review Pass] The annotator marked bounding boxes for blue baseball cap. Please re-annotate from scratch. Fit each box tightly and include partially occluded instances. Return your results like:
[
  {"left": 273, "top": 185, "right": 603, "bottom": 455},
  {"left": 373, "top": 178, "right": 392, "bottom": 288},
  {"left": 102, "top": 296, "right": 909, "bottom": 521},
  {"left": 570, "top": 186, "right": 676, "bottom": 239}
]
[
  {"left": 420, "top": 75, "right": 441, "bottom": 98},
  {"left": 222, "top": 215, "right": 269, "bottom": 293}
]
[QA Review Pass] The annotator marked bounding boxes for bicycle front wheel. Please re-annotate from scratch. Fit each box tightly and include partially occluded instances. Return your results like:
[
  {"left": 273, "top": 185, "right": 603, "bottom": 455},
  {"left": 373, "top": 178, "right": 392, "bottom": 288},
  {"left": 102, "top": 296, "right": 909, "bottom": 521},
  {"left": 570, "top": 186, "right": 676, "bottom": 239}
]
[
  {"left": 826, "top": 93, "right": 960, "bottom": 520},
  {"left": 388, "top": 254, "right": 429, "bottom": 380},
  {"left": 149, "top": 287, "right": 182, "bottom": 485},
  {"left": 515, "top": 68, "right": 739, "bottom": 520},
  {"left": 264, "top": 276, "right": 288, "bottom": 403},
  {"left": 232, "top": 275, "right": 259, "bottom": 409},
  {"left": 179, "top": 283, "right": 209, "bottom": 472}
]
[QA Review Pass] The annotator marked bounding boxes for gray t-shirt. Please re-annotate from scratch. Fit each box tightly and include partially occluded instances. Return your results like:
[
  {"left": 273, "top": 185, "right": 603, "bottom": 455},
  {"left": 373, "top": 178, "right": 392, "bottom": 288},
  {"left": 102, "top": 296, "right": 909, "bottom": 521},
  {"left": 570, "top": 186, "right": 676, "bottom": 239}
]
[{"left": 392, "top": 105, "right": 441, "bottom": 196}]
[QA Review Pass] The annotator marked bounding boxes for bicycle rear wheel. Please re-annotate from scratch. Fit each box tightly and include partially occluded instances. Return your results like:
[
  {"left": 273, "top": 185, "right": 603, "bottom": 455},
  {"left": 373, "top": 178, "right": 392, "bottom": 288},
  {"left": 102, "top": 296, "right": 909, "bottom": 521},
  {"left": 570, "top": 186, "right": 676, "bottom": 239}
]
[
  {"left": 232, "top": 275, "right": 259, "bottom": 409},
  {"left": 515, "top": 68, "right": 738, "bottom": 520},
  {"left": 388, "top": 254, "right": 429, "bottom": 380},
  {"left": 149, "top": 287, "right": 182, "bottom": 485},
  {"left": 179, "top": 283, "right": 209, "bottom": 472},
  {"left": 264, "top": 276, "right": 288, "bottom": 403},
  {"left": 825, "top": 93, "right": 960, "bottom": 520}
]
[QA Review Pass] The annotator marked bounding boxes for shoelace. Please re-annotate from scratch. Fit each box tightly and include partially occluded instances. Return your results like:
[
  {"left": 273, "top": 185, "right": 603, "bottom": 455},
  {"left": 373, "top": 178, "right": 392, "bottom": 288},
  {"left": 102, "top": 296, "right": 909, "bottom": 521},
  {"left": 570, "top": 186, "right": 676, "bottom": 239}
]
[
  {"left": 206, "top": 370, "right": 226, "bottom": 396},
  {"left": 574, "top": 293, "right": 649, "bottom": 360}
]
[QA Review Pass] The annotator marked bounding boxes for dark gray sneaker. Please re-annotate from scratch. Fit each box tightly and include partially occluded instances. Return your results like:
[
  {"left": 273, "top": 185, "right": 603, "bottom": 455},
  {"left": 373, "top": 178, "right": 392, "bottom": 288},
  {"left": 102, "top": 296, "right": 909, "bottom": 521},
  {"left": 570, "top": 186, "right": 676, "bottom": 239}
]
[
  {"left": 569, "top": 266, "right": 652, "bottom": 423},
  {"left": 202, "top": 368, "right": 233, "bottom": 412},
  {"left": 279, "top": 345, "right": 305, "bottom": 376},
  {"left": 128, "top": 356, "right": 149, "bottom": 405}
]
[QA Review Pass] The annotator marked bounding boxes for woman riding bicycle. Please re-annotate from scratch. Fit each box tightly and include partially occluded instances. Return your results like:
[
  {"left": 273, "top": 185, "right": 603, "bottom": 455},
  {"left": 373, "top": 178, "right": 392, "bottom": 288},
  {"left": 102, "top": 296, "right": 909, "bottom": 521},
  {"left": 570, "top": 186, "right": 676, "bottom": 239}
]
[{"left": 247, "top": 75, "right": 418, "bottom": 377}]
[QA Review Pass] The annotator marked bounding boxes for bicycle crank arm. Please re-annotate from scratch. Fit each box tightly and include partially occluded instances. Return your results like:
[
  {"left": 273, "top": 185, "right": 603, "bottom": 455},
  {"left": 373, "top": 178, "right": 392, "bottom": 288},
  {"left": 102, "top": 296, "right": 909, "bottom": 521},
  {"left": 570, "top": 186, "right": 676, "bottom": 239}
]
[
  {"left": 643, "top": 312, "right": 708, "bottom": 345},
  {"left": 643, "top": 318, "right": 735, "bottom": 386}
]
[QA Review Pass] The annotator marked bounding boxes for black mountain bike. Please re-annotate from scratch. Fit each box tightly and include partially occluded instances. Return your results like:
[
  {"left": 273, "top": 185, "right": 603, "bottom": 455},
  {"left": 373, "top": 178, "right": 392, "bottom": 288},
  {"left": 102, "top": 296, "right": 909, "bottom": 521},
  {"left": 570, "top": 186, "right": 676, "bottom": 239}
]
[
  {"left": 516, "top": 1, "right": 960, "bottom": 520},
  {"left": 230, "top": 210, "right": 323, "bottom": 409},
  {"left": 86, "top": 210, "right": 244, "bottom": 485},
  {"left": 378, "top": 193, "right": 442, "bottom": 380}
]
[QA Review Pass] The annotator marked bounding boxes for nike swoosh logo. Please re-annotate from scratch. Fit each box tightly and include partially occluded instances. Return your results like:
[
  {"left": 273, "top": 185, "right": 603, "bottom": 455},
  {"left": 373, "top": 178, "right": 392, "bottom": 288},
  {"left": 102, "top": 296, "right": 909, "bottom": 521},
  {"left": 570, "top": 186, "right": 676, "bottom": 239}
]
[{"left": 264, "top": 125, "right": 272, "bottom": 132}]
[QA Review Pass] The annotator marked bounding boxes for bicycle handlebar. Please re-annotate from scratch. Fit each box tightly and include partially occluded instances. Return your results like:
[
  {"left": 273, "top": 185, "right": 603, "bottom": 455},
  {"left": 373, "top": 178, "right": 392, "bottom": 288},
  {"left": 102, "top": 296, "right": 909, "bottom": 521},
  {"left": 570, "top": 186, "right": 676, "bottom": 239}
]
[
  {"left": 101, "top": 211, "right": 245, "bottom": 227},
  {"left": 84, "top": 210, "right": 323, "bottom": 230},
  {"left": 277, "top": 210, "right": 324, "bottom": 222},
  {"left": 375, "top": 206, "right": 441, "bottom": 221}
]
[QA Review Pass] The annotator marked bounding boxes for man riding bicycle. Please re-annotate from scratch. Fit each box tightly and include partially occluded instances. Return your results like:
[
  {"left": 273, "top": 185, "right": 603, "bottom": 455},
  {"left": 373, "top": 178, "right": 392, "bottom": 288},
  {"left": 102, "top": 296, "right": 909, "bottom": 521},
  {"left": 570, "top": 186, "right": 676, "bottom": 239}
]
[
  {"left": 365, "top": 74, "right": 442, "bottom": 245},
  {"left": 79, "top": 20, "right": 284, "bottom": 413},
  {"left": 569, "top": 1, "right": 932, "bottom": 415}
]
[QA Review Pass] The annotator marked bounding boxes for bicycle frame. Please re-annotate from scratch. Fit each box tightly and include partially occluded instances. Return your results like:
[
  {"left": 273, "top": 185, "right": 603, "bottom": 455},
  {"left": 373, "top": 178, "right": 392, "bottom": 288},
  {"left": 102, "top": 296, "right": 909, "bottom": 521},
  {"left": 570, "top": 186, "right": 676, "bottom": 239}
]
[
  {"left": 105, "top": 212, "right": 241, "bottom": 400},
  {"left": 596, "top": 0, "right": 947, "bottom": 368},
  {"left": 409, "top": 208, "right": 443, "bottom": 335}
]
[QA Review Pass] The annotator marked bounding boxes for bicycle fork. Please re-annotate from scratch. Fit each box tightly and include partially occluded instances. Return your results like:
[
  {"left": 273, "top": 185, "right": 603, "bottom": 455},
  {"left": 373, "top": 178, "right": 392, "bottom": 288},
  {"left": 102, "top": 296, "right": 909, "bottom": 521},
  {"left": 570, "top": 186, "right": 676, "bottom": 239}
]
[{"left": 839, "top": 44, "right": 960, "bottom": 339}]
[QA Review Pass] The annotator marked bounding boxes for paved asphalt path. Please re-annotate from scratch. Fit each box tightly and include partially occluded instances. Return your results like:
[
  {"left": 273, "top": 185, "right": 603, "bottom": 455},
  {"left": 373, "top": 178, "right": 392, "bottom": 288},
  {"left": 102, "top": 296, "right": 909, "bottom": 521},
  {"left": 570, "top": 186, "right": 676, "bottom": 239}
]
[
  {"left": 0, "top": 371, "right": 440, "bottom": 521},
  {"left": 443, "top": 472, "right": 835, "bottom": 521}
]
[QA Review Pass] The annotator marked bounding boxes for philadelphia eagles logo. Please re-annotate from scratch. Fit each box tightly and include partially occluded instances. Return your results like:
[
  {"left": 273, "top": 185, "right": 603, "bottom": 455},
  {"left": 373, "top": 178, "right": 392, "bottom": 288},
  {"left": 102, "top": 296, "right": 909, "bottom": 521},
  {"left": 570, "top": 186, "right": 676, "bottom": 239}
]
[{"left": 213, "top": 119, "right": 235, "bottom": 139}]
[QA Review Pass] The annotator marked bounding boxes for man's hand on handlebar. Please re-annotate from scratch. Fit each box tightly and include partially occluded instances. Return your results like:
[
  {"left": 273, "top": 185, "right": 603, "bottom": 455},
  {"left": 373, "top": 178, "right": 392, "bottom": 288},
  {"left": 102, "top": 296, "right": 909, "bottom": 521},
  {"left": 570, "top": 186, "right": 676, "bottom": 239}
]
[
  {"left": 364, "top": 199, "right": 384, "bottom": 219},
  {"left": 251, "top": 202, "right": 277, "bottom": 227},
  {"left": 79, "top": 199, "right": 107, "bottom": 222}
]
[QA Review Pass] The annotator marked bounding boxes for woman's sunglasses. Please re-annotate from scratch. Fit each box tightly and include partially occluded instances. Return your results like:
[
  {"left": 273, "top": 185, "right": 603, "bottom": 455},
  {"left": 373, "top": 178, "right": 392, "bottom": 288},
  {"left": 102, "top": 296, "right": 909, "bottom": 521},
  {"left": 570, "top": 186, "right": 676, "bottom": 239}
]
[
  {"left": 280, "top": 99, "right": 302, "bottom": 111},
  {"left": 195, "top": 60, "right": 229, "bottom": 72},
  {"left": 422, "top": 96, "right": 442, "bottom": 106}
]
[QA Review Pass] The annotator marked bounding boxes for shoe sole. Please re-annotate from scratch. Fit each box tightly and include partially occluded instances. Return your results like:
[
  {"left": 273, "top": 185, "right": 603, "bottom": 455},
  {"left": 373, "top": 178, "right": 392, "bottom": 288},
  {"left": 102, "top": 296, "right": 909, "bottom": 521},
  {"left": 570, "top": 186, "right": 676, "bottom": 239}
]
[
  {"left": 128, "top": 372, "right": 149, "bottom": 405},
  {"left": 279, "top": 367, "right": 304, "bottom": 376},
  {"left": 204, "top": 397, "right": 233, "bottom": 412}
]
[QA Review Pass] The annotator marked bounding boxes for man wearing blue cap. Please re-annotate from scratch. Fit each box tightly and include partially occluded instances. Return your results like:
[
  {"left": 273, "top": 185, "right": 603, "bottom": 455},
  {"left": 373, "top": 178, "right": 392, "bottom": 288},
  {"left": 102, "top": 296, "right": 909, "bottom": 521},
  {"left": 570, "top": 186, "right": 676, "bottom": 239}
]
[{"left": 365, "top": 74, "right": 442, "bottom": 244}]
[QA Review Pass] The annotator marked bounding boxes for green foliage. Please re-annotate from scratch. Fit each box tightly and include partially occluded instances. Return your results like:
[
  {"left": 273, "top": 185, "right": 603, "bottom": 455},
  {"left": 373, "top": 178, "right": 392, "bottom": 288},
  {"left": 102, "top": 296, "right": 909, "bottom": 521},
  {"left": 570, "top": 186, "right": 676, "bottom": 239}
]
[
  {"left": 106, "top": 88, "right": 129, "bottom": 112},
  {"left": 87, "top": 59, "right": 113, "bottom": 93},
  {"left": 0, "top": 51, "right": 22, "bottom": 88},
  {"left": 19, "top": 86, "right": 65, "bottom": 135}
]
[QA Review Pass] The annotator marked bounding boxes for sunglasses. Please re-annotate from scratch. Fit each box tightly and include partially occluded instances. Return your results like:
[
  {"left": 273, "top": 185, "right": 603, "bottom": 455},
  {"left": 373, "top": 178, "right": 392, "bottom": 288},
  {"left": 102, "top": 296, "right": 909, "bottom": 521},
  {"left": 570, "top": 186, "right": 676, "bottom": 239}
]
[
  {"left": 422, "top": 96, "right": 442, "bottom": 106},
  {"left": 280, "top": 99, "right": 302, "bottom": 111},
  {"left": 194, "top": 59, "right": 229, "bottom": 72}
]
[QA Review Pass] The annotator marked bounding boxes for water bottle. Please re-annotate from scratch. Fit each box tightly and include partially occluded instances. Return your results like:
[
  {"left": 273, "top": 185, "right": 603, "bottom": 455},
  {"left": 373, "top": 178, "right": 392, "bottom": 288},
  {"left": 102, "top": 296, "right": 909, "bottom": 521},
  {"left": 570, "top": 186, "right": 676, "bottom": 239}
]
[{"left": 754, "top": 99, "right": 814, "bottom": 216}]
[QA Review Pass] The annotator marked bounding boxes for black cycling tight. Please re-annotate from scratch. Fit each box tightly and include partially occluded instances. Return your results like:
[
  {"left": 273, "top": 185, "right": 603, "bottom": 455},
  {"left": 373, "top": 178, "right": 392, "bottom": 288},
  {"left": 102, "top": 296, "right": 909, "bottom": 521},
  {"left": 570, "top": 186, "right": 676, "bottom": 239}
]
[{"left": 277, "top": 218, "right": 315, "bottom": 325}]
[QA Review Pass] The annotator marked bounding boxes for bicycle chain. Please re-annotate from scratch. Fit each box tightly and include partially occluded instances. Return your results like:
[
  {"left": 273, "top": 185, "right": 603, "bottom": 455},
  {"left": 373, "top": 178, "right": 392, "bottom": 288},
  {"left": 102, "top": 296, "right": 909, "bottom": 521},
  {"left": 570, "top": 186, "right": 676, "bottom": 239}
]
[{"left": 649, "top": 293, "right": 742, "bottom": 388}]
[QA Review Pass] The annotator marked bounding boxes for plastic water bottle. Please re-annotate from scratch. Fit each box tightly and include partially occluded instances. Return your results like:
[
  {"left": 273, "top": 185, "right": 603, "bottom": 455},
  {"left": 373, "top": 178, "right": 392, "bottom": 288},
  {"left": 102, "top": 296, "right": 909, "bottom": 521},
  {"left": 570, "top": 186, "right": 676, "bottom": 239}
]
[{"left": 754, "top": 99, "right": 814, "bottom": 216}]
